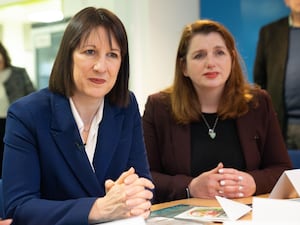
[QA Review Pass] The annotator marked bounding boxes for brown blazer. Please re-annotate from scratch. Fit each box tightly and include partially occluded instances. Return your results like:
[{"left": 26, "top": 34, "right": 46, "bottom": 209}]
[{"left": 142, "top": 89, "right": 292, "bottom": 203}]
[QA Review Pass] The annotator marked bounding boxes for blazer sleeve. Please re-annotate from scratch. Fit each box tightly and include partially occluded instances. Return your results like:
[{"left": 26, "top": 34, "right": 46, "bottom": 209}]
[
  {"left": 238, "top": 90, "right": 292, "bottom": 194},
  {"left": 142, "top": 93, "right": 192, "bottom": 203}
]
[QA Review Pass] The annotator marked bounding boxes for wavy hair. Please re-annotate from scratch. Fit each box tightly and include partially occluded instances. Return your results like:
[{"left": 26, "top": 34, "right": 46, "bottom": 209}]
[{"left": 164, "top": 19, "right": 259, "bottom": 124}]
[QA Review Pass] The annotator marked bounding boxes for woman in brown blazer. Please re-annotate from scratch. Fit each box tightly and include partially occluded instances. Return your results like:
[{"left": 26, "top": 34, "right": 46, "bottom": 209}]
[{"left": 142, "top": 19, "right": 292, "bottom": 204}]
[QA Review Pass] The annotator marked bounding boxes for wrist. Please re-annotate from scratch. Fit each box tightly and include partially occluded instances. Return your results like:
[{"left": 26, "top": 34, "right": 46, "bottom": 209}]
[{"left": 186, "top": 186, "right": 191, "bottom": 198}]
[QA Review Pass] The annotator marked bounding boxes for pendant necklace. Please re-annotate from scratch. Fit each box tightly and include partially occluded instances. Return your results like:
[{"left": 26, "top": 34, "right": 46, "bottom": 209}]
[{"left": 201, "top": 114, "right": 219, "bottom": 139}]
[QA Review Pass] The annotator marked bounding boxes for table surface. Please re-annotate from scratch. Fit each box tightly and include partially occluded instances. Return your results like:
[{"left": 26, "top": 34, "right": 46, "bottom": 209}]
[{"left": 150, "top": 194, "right": 269, "bottom": 223}]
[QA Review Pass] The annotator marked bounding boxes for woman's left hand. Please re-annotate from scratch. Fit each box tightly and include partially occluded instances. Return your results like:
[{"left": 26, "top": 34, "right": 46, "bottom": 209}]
[
  {"left": 105, "top": 167, "right": 155, "bottom": 218},
  {"left": 217, "top": 168, "right": 256, "bottom": 198}
]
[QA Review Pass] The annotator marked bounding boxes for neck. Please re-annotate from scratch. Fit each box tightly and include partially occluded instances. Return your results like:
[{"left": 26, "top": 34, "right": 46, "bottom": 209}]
[
  {"left": 197, "top": 89, "right": 222, "bottom": 113},
  {"left": 71, "top": 95, "right": 102, "bottom": 128},
  {"left": 291, "top": 12, "right": 300, "bottom": 27}
]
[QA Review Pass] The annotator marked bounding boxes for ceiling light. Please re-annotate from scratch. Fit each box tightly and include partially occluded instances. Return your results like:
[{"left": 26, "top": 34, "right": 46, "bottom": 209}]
[{"left": 28, "top": 9, "right": 63, "bottom": 23}]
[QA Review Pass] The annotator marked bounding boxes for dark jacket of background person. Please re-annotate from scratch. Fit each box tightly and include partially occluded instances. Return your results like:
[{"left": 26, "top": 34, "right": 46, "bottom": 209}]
[
  {"left": 143, "top": 89, "right": 292, "bottom": 203},
  {"left": 253, "top": 17, "right": 289, "bottom": 138},
  {"left": 3, "top": 88, "right": 151, "bottom": 224},
  {"left": 3, "top": 66, "right": 35, "bottom": 103}
]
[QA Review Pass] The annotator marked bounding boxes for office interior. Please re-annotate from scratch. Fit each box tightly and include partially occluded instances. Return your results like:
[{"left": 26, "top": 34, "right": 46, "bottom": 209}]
[{"left": 0, "top": 0, "right": 289, "bottom": 113}]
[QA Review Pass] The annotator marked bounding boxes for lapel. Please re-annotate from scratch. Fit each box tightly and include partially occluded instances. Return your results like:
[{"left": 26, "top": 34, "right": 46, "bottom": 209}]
[
  {"left": 92, "top": 100, "right": 124, "bottom": 182},
  {"left": 49, "top": 92, "right": 100, "bottom": 196},
  {"left": 236, "top": 112, "right": 260, "bottom": 170},
  {"left": 276, "top": 18, "right": 289, "bottom": 75},
  {"left": 170, "top": 121, "right": 191, "bottom": 174}
]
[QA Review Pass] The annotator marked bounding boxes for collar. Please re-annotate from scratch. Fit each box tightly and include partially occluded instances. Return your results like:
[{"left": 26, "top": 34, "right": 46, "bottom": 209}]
[
  {"left": 289, "top": 14, "right": 300, "bottom": 28},
  {"left": 69, "top": 97, "right": 104, "bottom": 132}
]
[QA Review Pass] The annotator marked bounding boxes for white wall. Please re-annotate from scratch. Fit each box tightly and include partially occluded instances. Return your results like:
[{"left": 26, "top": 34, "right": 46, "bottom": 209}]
[{"left": 1, "top": 0, "right": 200, "bottom": 113}]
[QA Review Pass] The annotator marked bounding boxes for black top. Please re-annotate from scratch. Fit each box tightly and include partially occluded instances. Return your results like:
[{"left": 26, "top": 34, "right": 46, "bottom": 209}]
[{"left": 190, "top": 113, "right": 246, "bottom": 177}]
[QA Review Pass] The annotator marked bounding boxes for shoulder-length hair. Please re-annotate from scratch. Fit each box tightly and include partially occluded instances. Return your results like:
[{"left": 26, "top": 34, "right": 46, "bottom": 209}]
[
  {"left": 49, "top": 7, "right": 130, "bottom": 107},
  {"left": 0, "top": 42, "right": 12, "bottom": 68},
  {"left": 165, "top": 19, "right": 259, "bottom": 124}
]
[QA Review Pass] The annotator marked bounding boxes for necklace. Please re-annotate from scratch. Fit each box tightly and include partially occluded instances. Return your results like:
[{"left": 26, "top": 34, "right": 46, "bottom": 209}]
[{"left": 201, "top": 114, "right": 219, "bottom": 139}]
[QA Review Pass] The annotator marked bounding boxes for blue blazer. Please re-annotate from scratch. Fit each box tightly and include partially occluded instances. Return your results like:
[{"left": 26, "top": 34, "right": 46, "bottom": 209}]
[{"left": 2, "top": 88, "right": 151, "bottom": 225}]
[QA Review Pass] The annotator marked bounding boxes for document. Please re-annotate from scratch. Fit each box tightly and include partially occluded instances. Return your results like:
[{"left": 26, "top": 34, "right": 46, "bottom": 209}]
[
  {"left": 174, "top": 196, "right": 251, "bottom": 222},
  {"left": 222, "top": 197, "right": 300, "bottom": 225},
  {"left": 252, "top": 197, "right": 300, "bottom": 221},
  {"left": 269, "top": 169, "right": 300, "bottom": 199}
]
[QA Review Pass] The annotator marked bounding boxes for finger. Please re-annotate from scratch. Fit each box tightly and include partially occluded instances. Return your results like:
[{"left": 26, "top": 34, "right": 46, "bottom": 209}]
[
  {"left": 105, "top": 179, "right": 115, "bottom": 192},
  {"left": 220, "top": 185, "right": 245, "bottom": 198},
  {"left": 125, "top": 177, "right": 155, "bottom": 190},
  {"left": 123, "top": 173, "right": 139, "bottom": 185},
  {"left": 136, "top": 209, "right": 151, "bottom": 219},
  {"left": 210, "top": 162, "right": 223, "bottom": 174},
  {"left": 129, "top": 200, "right": 152, "bottom": 213},
  {"left": 116, "top": 167, "right": 135, "bottom": 184},
  {"left": 126, "top": 188, "right": 153, "bottom": 201}
]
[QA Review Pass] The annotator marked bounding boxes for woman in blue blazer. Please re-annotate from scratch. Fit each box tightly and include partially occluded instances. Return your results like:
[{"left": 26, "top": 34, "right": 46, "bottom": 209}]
[{"left": 2, "top": 7, "right": 153, "bottom": 225}]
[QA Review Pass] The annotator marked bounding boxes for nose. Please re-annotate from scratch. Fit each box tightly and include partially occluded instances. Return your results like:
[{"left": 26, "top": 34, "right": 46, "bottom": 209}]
[
  {"left": 93, "top": 56, "right": 107, "bottom": 72},
  {"left": 206, "top": 54, "right": 216, "bottom": 69}
]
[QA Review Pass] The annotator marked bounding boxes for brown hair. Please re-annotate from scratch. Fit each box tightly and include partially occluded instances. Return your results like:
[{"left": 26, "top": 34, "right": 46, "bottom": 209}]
[
  {"left": 49, "top": 7, "right": 130, "bottom": 107},
  {"left": 0, "top": 42, "right": 12, "bottom": 68},
  {"left": 164, "top": 19, "right": 259, "bottom": 124}
]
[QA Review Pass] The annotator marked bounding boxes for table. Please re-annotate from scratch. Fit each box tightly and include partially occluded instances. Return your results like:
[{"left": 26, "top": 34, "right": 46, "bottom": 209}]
[{"left": 150, "top": 194, "right": 269, "bottom": 223}]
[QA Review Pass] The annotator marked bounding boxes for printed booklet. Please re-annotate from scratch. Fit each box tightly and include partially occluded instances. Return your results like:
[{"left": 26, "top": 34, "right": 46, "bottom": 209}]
[{"left": 174, "top": 206, "right": 229, "bottom": 222}]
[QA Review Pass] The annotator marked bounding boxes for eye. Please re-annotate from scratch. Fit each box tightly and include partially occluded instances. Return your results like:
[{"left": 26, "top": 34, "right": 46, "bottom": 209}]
[
  {"left": 194, "top": 52, "right": 206, "bottom": 59},
  {"left": 85, "top": 49, "right": 95, "bottom": 55},
  {"left": 107, "top": 52, "right": 120, "bottom": 59},
  {"left": 215, "top": 49, "right": 226, "bottom": 56}
]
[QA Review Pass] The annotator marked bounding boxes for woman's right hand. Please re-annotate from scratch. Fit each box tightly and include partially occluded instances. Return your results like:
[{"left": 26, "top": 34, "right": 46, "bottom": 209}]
[
  {"left": 188, "top": 163, "right": 224, "bottom": 199},
  {"left": 88, "top": 167, "right": 154, "bottom": 223}
]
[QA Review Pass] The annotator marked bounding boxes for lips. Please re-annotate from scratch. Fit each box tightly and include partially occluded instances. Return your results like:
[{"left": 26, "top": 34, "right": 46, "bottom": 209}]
[
  {"left": 204, "top": 72, "right": 218, "bottom": 78},
  {"left": 89, "top": 78, "right": 106, "bottom": 84}
]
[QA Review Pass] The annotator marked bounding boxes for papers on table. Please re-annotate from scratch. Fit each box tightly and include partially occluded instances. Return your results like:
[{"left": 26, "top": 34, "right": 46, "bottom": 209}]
[
  {"left": 252, "top": 197, "right": 300, "bottom": 221},
  {"left": 223, "top": 197, "right": 300, "bottom": 225},
  {"left": 223, "top": 169, "right": 300, "bottom": 225},
  {"left": 174, "top": 196, "right": 251, "bottom": 222},
  {"left": 269, "top": 168, "right": 300, "bottom": 199},
  {"left": 216, "top": 196, "right": 252, "bottom": 221}
]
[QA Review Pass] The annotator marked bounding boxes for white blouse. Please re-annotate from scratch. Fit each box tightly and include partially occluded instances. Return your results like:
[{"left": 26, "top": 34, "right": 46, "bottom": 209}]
[{"left": 69, "top": 98, "right": 104, "bottom": 170}]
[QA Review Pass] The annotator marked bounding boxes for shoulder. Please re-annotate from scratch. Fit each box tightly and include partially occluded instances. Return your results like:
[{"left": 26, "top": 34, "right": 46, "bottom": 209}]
[
  {"left": 260, "top": 17, "right": 288, "bottom": 32},
  {"left": 9, "top": 88, "right": 57, "bottom": 114},
  {"left": 10, "top": 66, "right": 27, "bottom": 75},
  {"left": 145, "top": 91, "right": 171, "bottom": 107},
  {"left": 143, "top": 91, "right": 172, "bottom": 119},
  {"left": 249, "top": 88, "right": 274, "bottom": 113}
]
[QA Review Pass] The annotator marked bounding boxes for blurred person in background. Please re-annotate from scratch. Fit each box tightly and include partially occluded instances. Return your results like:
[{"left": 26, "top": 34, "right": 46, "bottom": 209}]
[
  {"left": 0, "top": 41, "right": 35, "bottom": 177},
  {"left": 254, "top": 0, "right": 300, "bottom": 149}
]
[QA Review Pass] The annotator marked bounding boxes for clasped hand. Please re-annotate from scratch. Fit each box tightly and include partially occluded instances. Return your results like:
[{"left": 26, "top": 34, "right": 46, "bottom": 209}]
[
  {"left": 188, "top": 162, "right": 256, "bottom": 199},
  {"left": 89, "top": 167, "right": 154, "bottom": 223}
]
